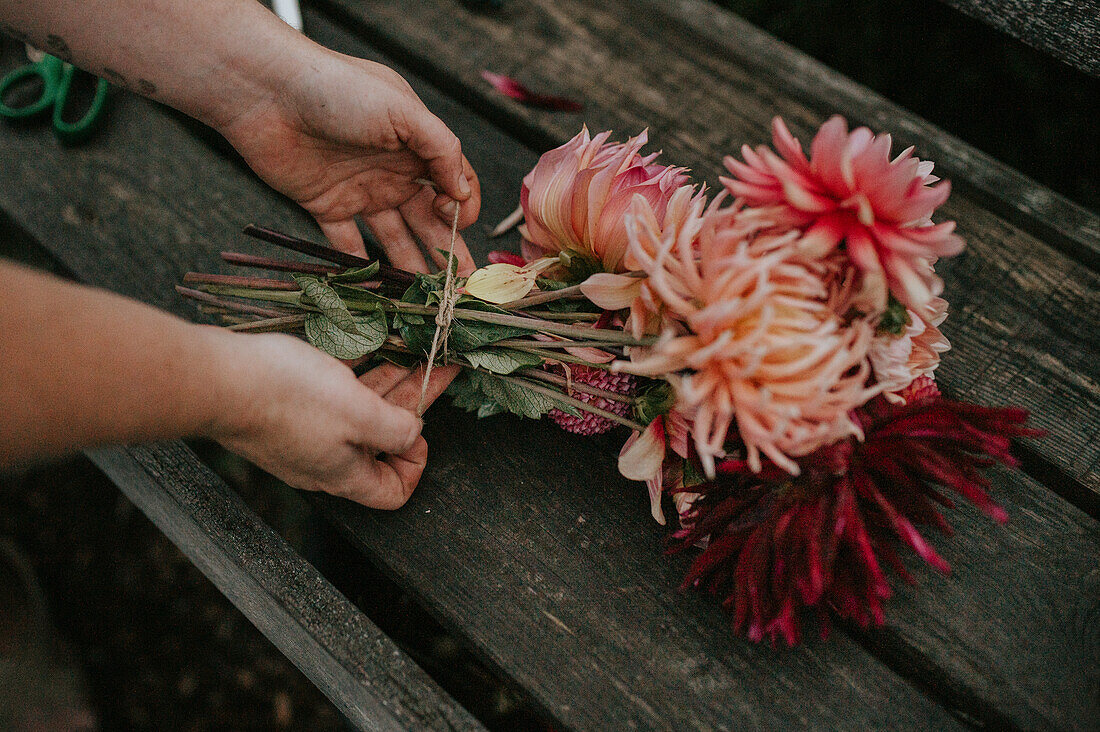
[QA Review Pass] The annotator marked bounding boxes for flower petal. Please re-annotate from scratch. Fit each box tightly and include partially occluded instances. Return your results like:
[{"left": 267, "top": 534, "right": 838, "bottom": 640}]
[
  {"left": 580, "top": 272, "right": 644, "bottom": 310},
  {"left": 618, "top": 419, "right": 666, "bottom": 482}
]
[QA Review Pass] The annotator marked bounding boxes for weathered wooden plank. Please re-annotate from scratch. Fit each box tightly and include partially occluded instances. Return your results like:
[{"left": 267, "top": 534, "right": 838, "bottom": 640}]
[
  {"left": 87, "top": 442, "right": 483, "bottom": 732},
  {"left": 0, "top": 21, "right": 962, "bottom": 732},
  {"left": 255, "top": 13, "right": 1100, "bottom": 728},
  {"left": 321, "top": 403, "right": 1100, "bottom": 731},
  {"left": 315, "top": 0, "right": 1100, "bottom": 515},
  {"left": 937, "top": 0, "right": 1100, "bottom": 76},
  {"left": 2, "top": 11, "right": 1097, "bottom": 729}
]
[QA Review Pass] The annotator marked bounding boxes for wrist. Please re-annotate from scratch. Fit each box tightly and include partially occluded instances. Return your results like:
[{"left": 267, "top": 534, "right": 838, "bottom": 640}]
[
  {"left": 191, "top": 325, "right": 263, "bottom": 442},
  {"left": 198, "top": 18, "right": 322, "bottom": 134}
]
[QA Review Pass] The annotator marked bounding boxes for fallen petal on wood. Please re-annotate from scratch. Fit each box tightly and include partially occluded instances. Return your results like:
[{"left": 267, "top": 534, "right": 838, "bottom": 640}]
[{"left": 481, "top": 71, "right": 583, "bottom": 112}]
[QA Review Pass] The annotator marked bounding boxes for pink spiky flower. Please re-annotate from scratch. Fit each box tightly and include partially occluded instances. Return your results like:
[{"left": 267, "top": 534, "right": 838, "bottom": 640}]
[
  {"left": 519, "top": 127, "right": 694, "bottom": 272},
  {"left": 722, "top": 116, "right": 963, "bottom": 318},
  {"left": 548, "top": 365, "right": 637, "bottom": 436},
  {"left": 670, "top": 377, "right": 1042, "bottom": 645}
]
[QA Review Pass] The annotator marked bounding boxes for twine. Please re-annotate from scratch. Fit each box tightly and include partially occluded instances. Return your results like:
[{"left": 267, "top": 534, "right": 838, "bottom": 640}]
[{"left": 417, "top": 199, "right": 462, "bottom": 416}]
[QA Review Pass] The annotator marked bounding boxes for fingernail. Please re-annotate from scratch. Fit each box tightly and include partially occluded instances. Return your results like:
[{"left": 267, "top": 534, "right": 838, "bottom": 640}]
[
  {"left": 440, "top": 200, "right": 459, "bottom": 216},
  {"left": 458, "top": 174, "right": 471, "bottom": 197}
]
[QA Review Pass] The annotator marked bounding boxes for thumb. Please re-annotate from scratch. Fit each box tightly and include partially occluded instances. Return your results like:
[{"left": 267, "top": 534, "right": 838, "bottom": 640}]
[
  {"left": 405, "top": 107, "right": 471, "bottom": 204},
  {"left": 353, "top": 386, "right": 423, "bottom": 454}
]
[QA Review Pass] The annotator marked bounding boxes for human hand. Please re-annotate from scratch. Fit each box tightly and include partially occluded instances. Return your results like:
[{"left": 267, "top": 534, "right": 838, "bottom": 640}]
[
  {"left": 217, "top": 45, "right": 479, "bottom": 274},
  {"left": 208, "top": 330, "right": 429, "bottom": 509}
]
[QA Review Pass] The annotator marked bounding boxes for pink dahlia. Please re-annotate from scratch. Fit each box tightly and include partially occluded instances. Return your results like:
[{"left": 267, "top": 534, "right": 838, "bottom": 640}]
[
  {"left": 618, "top": 197, "right": 877, "bottom": 477},
  {"left": 869, "top": 298, "right": 950, "bottom": 401},
  {"left": 549, "top": 365, "right": 636, "bottom": 436},
  {"left": 722, "top": 116, "right": 963, "bottom": 318},
  {"left": 671, "top": 376, "right": 1041, "bottom": 645},
  {"left": 520, "top": 127, "right": 693, "bottom": 272}
]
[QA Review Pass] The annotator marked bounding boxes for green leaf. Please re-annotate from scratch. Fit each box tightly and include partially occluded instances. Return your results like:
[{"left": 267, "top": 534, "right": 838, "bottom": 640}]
[
  {"left": 464, "top": 348, "right": 544, "bottom": 374},
  {"left": 477, "top": 373, "right": 556, "bottom": 419},
  {"left": 445, "top": 369, "right": 556, "bottom": 420},
  {"left": 328, "top": 262, "right": 380, "bottom": 283},
  {"left": 446, "top": 370, "right": 489, "bottom": 412},
  {"left": 877, "top": 295, "right": 912, "bottom": 336},
  {"left": 477, "top": 402, "right": 507, "bottom": 419},
  {"left": 331, "top": 283, "right": 391, "bottom": 312},
  {"left": 304, "top": 309, "right": 387, "bottom": 360},
  {"left": 294, "top": 276, "right": 359, "bottom": 331},
  {"left": 448, "top": 299, "right": 531, "bottom": 351}
]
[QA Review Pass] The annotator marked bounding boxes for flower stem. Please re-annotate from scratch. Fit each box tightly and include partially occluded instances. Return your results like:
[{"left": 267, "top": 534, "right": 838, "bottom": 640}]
[
  {"left": 226, "top": 314, "right": 307, "bottom": 333},
  {"left": 242, "top": 225, "right": 415, "bottom": 286},
  {"left": 191, "top": 283, "right": 650, "bottom": 345},
  {"left": 221, "top": 252, "right": 340, "bottom": 276},
  {"left": 496, "top": 374, "right": 645, "bottom": 432},
  {"left": 500, "top": 346, "right": 613, "bottom": 371},
  {"left": 175, "top": 286, "right": 290, "bottom": 318},
  {"left": 519, "top": 368, "right": 636, "bottom": 405},
  {"left": 505, "top": 284, "right": 585, "bottom": 309},
  {"left": 493, "top": 338, "right": 632, "bottom": 350},
  {"left": 183, "top": 272, "right": 299, "bottom": 290}
]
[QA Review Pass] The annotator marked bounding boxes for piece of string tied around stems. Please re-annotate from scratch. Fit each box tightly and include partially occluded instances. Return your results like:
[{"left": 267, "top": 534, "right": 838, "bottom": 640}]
[{"left": 414, "top": 178, "right": 462, "bottom": 416}]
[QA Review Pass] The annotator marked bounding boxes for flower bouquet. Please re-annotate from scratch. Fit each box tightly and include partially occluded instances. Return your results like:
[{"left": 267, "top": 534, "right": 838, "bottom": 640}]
[{"left": 179, "top": 116, "right": 1039, "bottom": 645}]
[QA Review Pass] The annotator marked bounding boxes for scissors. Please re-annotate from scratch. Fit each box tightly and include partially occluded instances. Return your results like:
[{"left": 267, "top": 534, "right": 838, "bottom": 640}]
[{"left": 0, "top": 45, "right": 109, "bottom": 144}]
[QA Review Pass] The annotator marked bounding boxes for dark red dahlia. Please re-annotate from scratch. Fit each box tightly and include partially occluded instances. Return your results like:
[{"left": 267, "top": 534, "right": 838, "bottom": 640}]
[
  {"left": 548, "top": 365, "right": 636, "bottom": 436},
  {"left": 670, "top": 377, "right": 1042, "bottom": 645}
]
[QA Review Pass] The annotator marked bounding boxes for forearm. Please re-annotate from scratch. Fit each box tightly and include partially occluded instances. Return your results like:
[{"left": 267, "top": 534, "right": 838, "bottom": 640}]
[
  {"left": 0, "top": 0, "right": 315, "bottom": 130},
  {"left": 0, "top": 261, "right": 245, "bottom": 467}
]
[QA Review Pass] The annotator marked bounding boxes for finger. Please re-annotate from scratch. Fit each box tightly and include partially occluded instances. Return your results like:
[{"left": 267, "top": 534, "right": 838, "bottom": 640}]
[
  {"left": 433, "top": 155, "right": 481, "bottom": 229},
  {"left": 379, "top": 436, "right": 429, "bottom": 508},
  {"left": 353, "top": 386, "right": 422, "bottom": 454},
  {"left": 358, "top": 362, "right": 412, "bottom": 394},
  {"left": 404, "top": 107, "right": 471, "bottom": 203},
  {"left": 383, "top": 363, "right": 461, "bottom": 412},
  {"left": 317, "top": 218, "right": 368, "bottom": 257},
  {"left": 365, "top": 209, "right": 431, "bottom": 273},
  {"left": 333, "top": 437, "right": 425, "bottom": 509},
  {"left": 399, "top": 189, "right": 477, "bottom": 276}
]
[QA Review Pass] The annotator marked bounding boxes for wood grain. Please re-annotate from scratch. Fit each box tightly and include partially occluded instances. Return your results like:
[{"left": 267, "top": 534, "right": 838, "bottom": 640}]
[
  {"left": 88, "top": 443, "right": 482, "bottom": 732},
  {"left": 315, "top": 0, "right": 1100, "bottom": 514},
  {"left": 0, "top": 9, "right": 1096, "bottom": 729},
  {"left": 937, "top": 0, "right": 1100, "bottom": 76}
]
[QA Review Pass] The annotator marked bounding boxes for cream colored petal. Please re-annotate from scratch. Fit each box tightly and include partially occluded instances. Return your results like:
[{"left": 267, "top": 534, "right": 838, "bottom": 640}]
[{"left": 579, "top": 272, "right": 645, "bottom": 310}]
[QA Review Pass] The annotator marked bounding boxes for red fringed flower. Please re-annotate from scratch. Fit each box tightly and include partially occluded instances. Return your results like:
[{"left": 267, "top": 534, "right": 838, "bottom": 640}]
[{"left": 670, "top": 377, "right": 1042, "bottom": 645}]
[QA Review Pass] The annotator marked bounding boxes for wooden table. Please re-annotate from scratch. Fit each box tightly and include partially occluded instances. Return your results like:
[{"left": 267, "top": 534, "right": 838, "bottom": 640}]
[{"left": 1, "top": 1, "right": 1097, "bottom": 729}]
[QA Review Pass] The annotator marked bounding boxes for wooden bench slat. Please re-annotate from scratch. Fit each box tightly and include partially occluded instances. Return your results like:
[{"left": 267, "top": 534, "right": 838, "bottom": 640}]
[
  {"left": 316, "top": 0, "right": 1100, "bottom": 516},
  {"left": 292, "top": 12, "right": 1100, "bottom": 727},
  {"left": 88, "top": 443, "right": 482, "bottom": 732},
  {"left": 936, "top": 0, "right": 1100, "bottom": 76},
  {"left": 0, "top": 23, "right": 964, "bottom": 732},
  {"left": 1, "top": 8, "right": 1096, "bottom": 728}
]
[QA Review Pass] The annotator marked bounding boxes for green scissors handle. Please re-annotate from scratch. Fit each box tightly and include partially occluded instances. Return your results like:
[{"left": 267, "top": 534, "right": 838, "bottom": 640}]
[
  {"left": 52, "top": 62, "right": 110, "bottom": 144},
  {"left": 0, "top": 53, "right": 64, "bottom": 118},
  {"left": 0, "top": 52, "right": 109, "bottom": 144}
]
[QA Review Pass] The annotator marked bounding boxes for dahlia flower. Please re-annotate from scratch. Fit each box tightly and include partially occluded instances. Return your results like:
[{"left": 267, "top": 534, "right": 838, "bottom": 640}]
[
  {"left": 617, "top": 196, "right": 877, "bottom": 477},
  {"left": 869, "top": 298, "right": 950, "bottom": 400},
  {"left": 671, "top": 377, "right": 1040, "bottom": 645},
  {"left": 722, "top": 116, "right": 963, "bottom": 318},
  {"left": 519, "top": 127, "right": 694, "bottom": 273}
]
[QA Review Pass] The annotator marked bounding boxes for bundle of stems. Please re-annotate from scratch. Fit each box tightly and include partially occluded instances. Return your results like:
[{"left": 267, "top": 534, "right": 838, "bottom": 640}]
[{"left": 177, "top": 226, "right": 654, "bottom": 432}]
